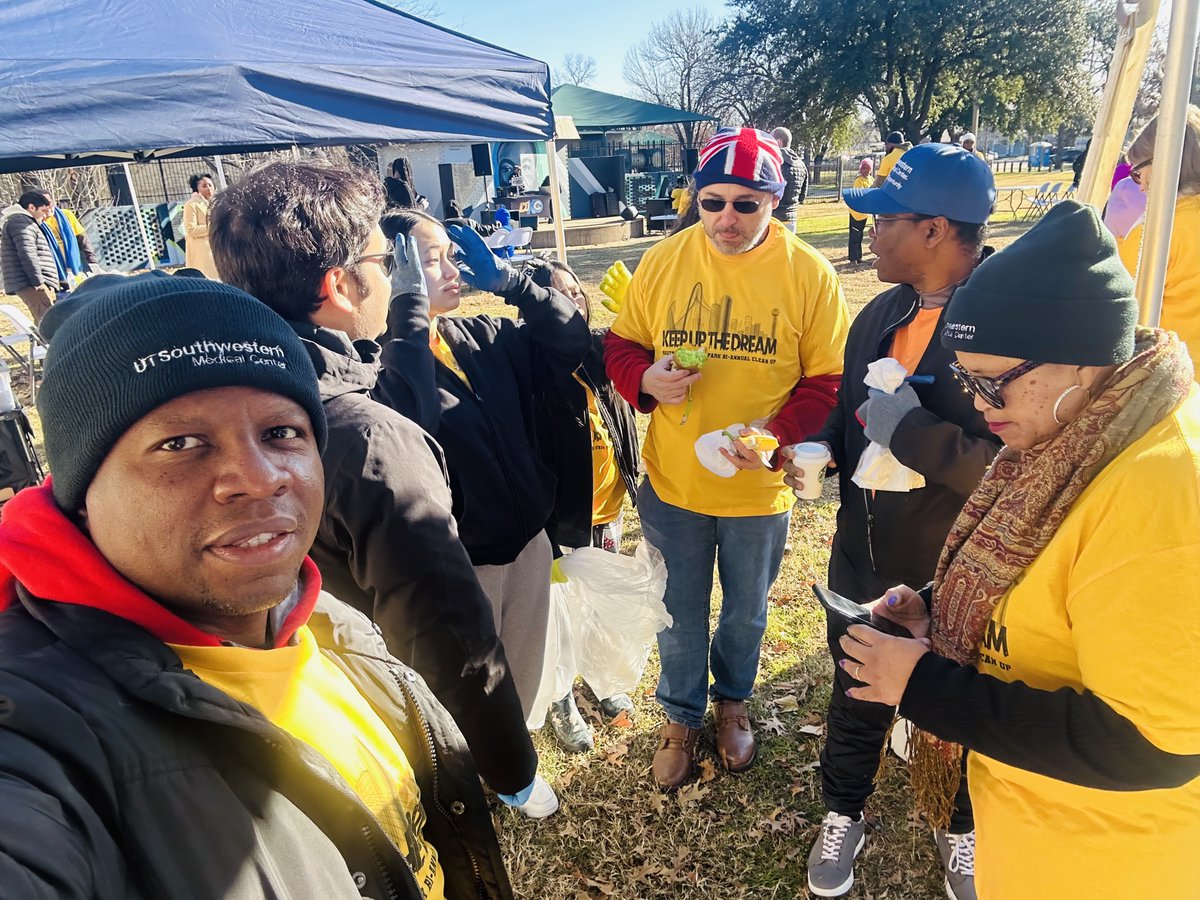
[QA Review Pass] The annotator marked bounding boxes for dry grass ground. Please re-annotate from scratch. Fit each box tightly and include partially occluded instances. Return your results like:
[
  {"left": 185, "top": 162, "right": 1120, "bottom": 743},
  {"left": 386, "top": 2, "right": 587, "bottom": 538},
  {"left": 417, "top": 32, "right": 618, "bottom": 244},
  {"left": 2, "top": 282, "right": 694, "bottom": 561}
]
[{"left": 3, "top": 199, "right": 1035, "bottom": 899}]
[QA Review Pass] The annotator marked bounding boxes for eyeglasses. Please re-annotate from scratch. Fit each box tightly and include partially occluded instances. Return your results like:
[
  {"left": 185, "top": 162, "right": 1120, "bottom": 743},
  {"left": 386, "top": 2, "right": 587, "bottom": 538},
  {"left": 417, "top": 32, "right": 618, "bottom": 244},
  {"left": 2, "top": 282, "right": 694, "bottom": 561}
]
[
  {"left": 353, "top": 242, "right": 396, "bottom": 275},
  {"left": 1129, "top": 158, "right": 1153, "bottom": 185},
  {"left": 699, "top": 197, "right": 764, "bottom": 214},
  {"left": 871, "top": 214, "right": 934, "bottom": 229},
  {"left": 948, "top": 359, "right": 1043, "bottom": 409}
]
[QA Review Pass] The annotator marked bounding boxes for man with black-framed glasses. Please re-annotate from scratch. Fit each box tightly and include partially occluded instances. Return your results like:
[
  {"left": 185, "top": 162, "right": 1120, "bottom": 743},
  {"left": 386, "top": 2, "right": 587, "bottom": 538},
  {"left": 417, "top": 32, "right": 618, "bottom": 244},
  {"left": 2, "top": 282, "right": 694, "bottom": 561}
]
[
  {"left": 785, "top": 143, "right": 1000, "bottom": 899},
  {"left": 605, "top": 127, "right": 849, "bottom": 791}
]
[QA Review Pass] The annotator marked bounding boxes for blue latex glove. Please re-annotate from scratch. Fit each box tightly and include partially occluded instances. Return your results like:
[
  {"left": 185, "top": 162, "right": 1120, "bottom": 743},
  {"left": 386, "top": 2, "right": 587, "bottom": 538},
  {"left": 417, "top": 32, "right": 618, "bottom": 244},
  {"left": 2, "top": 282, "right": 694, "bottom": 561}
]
[
  {"left": 447, "top": 223, "right": 518, "bottom": 295},
  {"left": 856, "top": 384, "right": 920, "bottom": 448},
  {"left": 390, "top": 233, "right": 427, "bottom": 299}
]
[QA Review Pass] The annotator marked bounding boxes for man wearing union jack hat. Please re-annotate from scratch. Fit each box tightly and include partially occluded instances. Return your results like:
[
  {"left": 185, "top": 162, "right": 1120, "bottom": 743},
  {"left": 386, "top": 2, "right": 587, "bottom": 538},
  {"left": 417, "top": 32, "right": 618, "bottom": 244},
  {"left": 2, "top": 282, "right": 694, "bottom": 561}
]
[{"left": 605, "top": 127, "right": 850, "bottom": 789}]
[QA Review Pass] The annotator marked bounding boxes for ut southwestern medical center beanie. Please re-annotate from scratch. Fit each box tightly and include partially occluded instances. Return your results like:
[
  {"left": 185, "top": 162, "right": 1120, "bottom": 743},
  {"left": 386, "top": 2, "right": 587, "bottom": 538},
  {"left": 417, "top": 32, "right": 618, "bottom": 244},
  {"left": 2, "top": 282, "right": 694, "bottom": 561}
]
[{"left": 38, "top": 272, "right": 326, "bottom": 511}]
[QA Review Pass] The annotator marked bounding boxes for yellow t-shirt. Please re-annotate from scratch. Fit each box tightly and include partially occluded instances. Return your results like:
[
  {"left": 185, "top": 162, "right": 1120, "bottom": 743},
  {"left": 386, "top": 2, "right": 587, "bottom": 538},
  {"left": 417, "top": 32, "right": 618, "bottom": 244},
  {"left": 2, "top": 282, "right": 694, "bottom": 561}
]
[
  {"left": 1118, "top": 195, "right": 1200, "bottom": 373},
  {"left": 574, "top": 374, "right": 626, "bottom": 525},
  {"left": 848, "top": 175, "right": 872, "bottom": 222},
  {"left": 611, "top": 219, "right": 849, "bottom": 516},
  {"left": 877, "top": 148, "right": 905, "bottom": 180},
  {"left": 171, "top": 627, "right": 445, "bottom": 900},
  {"left": 430, "top": 319, "right": 470, "bottom": 388},
  {"left": 671, "top": 187, "right": 691, "bottom": 216},
  {"left": 966, "top": 390, "right": 1200, "bottom": 899},
  {"left": 43, "top": 208, "right": 84, "bottom": 256}
]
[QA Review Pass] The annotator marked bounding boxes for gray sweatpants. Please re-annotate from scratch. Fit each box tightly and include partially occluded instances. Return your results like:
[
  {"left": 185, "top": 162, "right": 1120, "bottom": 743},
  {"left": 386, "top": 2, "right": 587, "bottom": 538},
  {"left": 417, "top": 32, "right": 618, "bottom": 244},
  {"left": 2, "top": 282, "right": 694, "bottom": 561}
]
[{"left": 472, "top": 530, "right": 552, "bottom": 719}]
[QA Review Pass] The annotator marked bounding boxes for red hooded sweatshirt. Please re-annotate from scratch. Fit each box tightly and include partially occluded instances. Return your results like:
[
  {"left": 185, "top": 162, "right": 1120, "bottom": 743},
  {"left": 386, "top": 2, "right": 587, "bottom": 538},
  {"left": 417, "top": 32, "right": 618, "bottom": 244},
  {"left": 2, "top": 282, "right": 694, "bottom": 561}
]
[{"left": 0, "top": 481, "right": 319, "bottom": 647}]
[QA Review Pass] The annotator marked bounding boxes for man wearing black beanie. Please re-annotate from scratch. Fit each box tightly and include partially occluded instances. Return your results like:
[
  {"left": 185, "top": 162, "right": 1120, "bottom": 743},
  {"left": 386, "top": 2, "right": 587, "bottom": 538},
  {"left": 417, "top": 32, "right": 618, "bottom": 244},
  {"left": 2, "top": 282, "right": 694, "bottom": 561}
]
[{"left": 0, "top": 273, "right": 512, "bottom": 898}]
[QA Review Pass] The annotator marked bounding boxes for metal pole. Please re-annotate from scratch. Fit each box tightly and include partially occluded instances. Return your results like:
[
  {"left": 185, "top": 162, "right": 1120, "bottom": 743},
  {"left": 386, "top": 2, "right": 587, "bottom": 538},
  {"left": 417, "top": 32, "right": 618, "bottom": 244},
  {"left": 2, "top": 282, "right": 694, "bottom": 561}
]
[
  {"left": 122, "top": 162, "right": 157, "bottom": 271},
  {"left": 545, "top": 138, "right": 568, "bottom": 264},
  {"left": 1078, "top": 0, "right": 1160, "bottom": 209},
  {"left": 213, "top": 155, "right": 228, "bottom": 190},
  {"left": 1135, "top": 0, "right": 1200, "bottom": 327}
]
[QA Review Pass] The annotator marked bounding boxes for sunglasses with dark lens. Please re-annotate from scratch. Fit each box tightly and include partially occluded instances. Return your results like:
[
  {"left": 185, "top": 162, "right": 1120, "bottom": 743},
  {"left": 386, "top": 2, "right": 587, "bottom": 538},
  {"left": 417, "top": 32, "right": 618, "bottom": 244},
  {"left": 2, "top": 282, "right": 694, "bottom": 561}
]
[
  {"left": 353, "top": 242, "right": 396, "bottom": 275},
  {"left": 948, "top": 359, "right": 1043, "bottom": 409},
  {"left": 1130, "top": 158, "right": 1153, "bottom": 185},
  {"left": 699, "top": 197, "right": 764, "bottom": 214}
]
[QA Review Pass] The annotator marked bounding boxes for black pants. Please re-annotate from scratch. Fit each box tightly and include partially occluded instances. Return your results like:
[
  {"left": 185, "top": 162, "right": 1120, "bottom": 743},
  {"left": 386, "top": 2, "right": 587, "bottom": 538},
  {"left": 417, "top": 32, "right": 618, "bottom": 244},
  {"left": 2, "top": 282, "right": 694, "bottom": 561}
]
[
  {"left": 820, "top": 589, "right": 974, "bottom": 833},
  {"left": 848, "top": 216, "right": 866, "bottom": 262}
]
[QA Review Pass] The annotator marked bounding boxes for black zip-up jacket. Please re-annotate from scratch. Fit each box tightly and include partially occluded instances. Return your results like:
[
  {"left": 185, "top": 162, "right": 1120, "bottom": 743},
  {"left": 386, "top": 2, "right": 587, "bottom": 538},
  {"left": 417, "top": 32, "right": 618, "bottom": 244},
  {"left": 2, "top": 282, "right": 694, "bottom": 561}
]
[
  {"left": 376, "top": 276, "right": 590, "bottom": 566},
  {"left": 293, "top": 322, "right": 537, "bottom": 795},
  {"left": 813, "top": 278, "right": 1000, "bottom": 600},
  {"left": 535, "top": 330, "right": 640, "bottom": 550},
  {"left": 0, "top": 591, "right": 512, "bottom": 900},
  {"left": 773, "top": 147, "right": 809, "bottom": 223}
]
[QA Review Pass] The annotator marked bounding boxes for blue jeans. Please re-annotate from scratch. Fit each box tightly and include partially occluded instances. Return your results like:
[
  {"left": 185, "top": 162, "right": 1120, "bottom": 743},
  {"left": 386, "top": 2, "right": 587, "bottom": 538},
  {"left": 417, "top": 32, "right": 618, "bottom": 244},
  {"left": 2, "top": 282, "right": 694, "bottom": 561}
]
[{"left": 637, "top": 479, "right": 790, "bottom": 728}]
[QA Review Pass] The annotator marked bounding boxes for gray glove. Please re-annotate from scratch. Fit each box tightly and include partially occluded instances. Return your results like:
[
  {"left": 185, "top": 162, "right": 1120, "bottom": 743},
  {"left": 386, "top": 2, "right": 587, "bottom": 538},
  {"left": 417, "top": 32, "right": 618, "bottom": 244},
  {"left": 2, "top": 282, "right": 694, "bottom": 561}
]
[
  {"left": 390, "top": 233, "right": 428, "bottom": 299},
  {"left": 856, "top": 384, "right": 920, "bottom": 448}
]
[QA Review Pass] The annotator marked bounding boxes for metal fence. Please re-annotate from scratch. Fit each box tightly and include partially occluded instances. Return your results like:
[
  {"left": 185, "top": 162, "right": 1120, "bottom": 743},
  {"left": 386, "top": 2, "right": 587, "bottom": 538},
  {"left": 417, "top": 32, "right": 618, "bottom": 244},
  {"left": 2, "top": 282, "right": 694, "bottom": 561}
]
[
  {"left": 0, "top": 144, "right": 381, "bottom": 270},
  {"left": 567, "top": 140, "right": 686, "bottom": 174}
]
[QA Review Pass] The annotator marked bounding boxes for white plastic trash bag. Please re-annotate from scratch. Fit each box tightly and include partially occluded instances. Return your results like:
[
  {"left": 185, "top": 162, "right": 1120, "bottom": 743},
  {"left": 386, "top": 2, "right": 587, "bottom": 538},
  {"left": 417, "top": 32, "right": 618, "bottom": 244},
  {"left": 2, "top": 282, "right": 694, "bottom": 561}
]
[
  {"left": 851, "top": 358, "right": 926, "bottom": 492},
  {"left": 557, "top": 541, "right": 672, "bottom": 701},
  {"left": 526, "top": 580, "right": 576, "bottom": 730}
]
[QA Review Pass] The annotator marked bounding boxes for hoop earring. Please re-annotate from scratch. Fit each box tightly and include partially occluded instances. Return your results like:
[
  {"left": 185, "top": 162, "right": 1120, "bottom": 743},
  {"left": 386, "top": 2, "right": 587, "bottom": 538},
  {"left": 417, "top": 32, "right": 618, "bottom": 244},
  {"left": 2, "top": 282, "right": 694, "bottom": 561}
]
[{"left": 1052, "top": 384, "right": 1087, "bottom": 425}]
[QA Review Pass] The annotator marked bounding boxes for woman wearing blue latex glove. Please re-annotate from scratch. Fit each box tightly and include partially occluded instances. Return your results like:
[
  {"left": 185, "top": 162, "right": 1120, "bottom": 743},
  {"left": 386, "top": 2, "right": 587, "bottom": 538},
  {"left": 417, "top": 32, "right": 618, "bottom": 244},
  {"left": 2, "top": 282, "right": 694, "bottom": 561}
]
[{"left": 375, "top": 210, "right": 590, "bottom": 779}]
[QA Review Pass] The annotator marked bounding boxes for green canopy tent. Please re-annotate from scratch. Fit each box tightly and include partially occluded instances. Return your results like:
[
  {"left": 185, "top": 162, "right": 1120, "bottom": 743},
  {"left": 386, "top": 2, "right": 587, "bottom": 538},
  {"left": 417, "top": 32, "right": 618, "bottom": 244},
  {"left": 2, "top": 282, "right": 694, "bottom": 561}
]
[{"left": 549, "top": 84, "right": 715, "bottom": 133}]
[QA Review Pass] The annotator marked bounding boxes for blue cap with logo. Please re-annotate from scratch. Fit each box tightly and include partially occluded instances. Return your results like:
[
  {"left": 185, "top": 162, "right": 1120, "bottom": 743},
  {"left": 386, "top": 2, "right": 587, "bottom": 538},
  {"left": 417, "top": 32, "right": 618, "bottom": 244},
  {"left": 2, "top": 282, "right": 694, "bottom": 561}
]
[{"left": 842, "top": 143, "right": 995, "bottom": 225}]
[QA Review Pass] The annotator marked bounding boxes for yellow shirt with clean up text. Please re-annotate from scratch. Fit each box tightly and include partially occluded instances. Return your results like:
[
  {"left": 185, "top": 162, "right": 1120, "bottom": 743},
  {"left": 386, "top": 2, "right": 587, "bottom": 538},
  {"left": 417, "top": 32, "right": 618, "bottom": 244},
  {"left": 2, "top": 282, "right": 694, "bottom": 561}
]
[
  {"left": 611, "top": 219, "right": 848, "bottom": 516},
  {"left": 171, "top": 627, "right": 445, "bottom": 899},
  {"left": 965, "top": 391, "right": 1200, "bottom": 899}
]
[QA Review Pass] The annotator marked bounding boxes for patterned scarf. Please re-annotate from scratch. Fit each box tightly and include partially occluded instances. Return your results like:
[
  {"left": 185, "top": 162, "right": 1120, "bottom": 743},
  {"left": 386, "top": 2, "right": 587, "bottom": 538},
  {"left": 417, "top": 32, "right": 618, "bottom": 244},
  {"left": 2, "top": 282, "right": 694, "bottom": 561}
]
[{"left": 910, "top": 327, "right": 1195, "bottom": 827}]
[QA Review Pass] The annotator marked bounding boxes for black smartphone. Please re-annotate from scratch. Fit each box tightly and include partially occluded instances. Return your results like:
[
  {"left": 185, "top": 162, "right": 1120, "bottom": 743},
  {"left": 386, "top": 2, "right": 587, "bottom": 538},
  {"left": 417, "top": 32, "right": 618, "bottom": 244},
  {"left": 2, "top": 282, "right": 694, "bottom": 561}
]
[{"left": 811, "top": 584, "right": 912, "bottom": 639}]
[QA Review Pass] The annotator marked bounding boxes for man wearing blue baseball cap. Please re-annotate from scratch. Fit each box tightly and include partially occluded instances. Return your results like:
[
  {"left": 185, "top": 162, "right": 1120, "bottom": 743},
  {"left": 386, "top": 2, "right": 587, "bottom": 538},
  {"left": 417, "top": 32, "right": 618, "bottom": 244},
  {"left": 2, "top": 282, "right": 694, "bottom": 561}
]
[{"left": 782, "top": 144, "right": 999, "bottom": 900}]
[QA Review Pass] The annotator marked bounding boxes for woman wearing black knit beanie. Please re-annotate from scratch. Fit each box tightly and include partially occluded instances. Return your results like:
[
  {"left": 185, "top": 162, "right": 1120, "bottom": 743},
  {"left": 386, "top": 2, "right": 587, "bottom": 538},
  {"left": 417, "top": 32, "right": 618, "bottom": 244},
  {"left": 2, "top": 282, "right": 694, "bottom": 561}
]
[{"left": 829, "top": 200, "right": 1200, "bottom": 899}]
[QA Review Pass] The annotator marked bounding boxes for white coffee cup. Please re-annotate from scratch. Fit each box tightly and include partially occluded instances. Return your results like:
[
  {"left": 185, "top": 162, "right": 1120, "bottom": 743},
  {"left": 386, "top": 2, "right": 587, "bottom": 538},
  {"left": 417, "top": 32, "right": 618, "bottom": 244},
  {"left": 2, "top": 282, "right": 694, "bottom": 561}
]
[{"left": 789, "top": 442, "right": 832, "bottom": 500}]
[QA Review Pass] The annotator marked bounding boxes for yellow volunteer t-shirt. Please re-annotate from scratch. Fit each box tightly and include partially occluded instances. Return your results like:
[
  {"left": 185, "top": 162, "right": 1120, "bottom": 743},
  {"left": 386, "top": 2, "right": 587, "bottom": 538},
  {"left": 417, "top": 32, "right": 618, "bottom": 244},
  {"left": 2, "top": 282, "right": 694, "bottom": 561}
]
[
  {"left": 965, "top": 392, "right": 1200, "bottom": 899},
  {"left": 430, "top": 318, "right": 470, "bottom": 388},
  {"left": 171, "top": 627, "right": 445, "bottom": 900},
  {"left": 611, "top": 219, "right": 848, "bottom": 516},
  {"left": 848, "top": 175, "right": 872, "bottom": 222},
  {"left": 877, "top": 148, "right": 905, "bottom": 180},
  {"left": 1118, "top": 195, "right": 1200, "bottom": 373},
  {"left": 574, "top": 374, "right": 626, "bottom": 525}
]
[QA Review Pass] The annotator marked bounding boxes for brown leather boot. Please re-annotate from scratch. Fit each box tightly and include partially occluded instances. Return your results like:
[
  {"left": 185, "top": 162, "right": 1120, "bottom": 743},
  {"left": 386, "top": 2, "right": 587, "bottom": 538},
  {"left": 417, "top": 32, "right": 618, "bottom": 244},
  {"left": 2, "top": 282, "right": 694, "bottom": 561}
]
[
  {"left": 651, "top": 722, "right": 700, "bottom": 789},
  {"left": 712, "top": 699, "right": 756, "bottom": 772}
]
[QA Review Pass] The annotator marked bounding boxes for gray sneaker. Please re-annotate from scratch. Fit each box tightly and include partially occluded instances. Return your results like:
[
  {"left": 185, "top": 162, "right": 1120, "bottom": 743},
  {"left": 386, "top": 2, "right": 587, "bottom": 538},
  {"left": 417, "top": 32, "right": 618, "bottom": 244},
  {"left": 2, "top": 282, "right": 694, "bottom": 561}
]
[
  {"left": 806, "top": 811, "right": 866, "bottom": 897},
  {"left": 934, "top": 830, "right": 977, "bottom": 900},
  {"left": 548, "top": 692, "right": 594, "bottom": 754}
]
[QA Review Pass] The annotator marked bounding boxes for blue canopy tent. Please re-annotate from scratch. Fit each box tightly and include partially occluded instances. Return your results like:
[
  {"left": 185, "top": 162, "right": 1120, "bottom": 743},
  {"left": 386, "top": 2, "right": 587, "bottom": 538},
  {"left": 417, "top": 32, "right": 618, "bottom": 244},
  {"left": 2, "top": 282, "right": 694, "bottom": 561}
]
[{"left": 0, "top": 0, "right": 570, "bottom": 259}]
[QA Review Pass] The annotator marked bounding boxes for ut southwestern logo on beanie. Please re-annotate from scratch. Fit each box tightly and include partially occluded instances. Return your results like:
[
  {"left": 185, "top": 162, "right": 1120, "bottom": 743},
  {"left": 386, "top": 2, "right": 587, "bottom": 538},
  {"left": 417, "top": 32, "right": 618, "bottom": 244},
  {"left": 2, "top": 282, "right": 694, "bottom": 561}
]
[{"left": 37, "top": 273, "right": 327, "bottom": 512}]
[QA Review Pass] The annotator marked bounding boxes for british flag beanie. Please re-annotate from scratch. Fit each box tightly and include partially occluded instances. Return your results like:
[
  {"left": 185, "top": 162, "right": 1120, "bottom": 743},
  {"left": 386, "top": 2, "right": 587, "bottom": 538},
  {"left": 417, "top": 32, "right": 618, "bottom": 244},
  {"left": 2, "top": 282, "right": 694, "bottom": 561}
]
[{"left": 693, "top": 127, "right": 786, "bottom": 197}]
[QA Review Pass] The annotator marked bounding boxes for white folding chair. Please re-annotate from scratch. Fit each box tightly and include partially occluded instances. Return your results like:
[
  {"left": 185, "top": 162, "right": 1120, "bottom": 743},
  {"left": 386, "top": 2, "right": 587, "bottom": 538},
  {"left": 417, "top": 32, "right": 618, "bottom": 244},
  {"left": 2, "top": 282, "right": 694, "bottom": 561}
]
[
  {"left": 505, "top": 227, "right": 535, "bottom": 263},
  {"left": 0, "top": 305, "right": 48, "bottom": 402},
  {"left": 483, "top": 230, "right": 510, "bottom": 251},
  {"left": 1024, "top": 182, "right": 1054, "bottom": 219}
]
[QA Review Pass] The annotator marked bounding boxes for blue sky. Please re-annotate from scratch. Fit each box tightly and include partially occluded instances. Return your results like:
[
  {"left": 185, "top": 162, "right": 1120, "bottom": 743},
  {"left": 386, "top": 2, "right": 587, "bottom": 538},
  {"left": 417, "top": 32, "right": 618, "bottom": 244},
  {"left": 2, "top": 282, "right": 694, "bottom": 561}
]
[{"left": 437, "top": 1, "right": 733, "bottom": 95}]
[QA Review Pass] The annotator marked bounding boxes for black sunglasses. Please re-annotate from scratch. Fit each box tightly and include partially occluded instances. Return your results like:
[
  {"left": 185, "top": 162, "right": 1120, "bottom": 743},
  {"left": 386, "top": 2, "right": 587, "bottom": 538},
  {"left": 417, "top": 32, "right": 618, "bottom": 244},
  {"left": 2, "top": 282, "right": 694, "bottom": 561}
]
[
  {"left": 699, "top": 197, "right": 764, "bottom": 214},
  {"left": 948, "top": 359, "right": 1042, "bottom": 409},
  {"left": 353, "top": 241, "right": 396, "bottom": 275},
  {"left": 1129, "top": 158, "right": 1153, "bottom": 185}
]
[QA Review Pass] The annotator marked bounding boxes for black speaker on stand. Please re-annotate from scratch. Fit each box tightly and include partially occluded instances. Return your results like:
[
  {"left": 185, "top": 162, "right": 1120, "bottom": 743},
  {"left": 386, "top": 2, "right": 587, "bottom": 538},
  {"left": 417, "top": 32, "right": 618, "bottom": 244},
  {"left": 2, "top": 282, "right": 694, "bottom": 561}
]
[
  {"left": 684, "top": 147, "right": 699, "bottom": 174},
  {"left": 470, "top": 144, "right": 493, "bottom": 215}
]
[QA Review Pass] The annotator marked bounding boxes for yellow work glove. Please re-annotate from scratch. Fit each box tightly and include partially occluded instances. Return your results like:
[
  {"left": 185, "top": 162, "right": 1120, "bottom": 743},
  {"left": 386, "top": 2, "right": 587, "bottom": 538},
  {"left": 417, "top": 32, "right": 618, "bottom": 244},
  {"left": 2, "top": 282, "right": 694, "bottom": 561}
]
[
  {"left": 550, "top": 557, "right": 569, "bottom": 584},
  {"left": 598, "top": 260, "right": 632, "bottom": 314}
]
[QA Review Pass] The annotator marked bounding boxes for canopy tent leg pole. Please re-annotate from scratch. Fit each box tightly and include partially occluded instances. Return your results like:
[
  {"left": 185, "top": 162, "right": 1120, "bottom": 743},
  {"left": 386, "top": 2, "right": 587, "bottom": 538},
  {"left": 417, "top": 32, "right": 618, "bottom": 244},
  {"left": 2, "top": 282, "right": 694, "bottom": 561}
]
[
  {"left": 213, "top": 155, "right": 228, "bottom": 190},
  {"left": 1134, "top": 0, "right": 1200, "bottom": 327},
  {"left": 546, "top": 139, "right": 568, "bottom": 264},
  {"left": 1079, "top": 0, "right": 1160, "bottom": 210},
  {"left": 122, "top": 163, "right": 157, "bottom": 271}
]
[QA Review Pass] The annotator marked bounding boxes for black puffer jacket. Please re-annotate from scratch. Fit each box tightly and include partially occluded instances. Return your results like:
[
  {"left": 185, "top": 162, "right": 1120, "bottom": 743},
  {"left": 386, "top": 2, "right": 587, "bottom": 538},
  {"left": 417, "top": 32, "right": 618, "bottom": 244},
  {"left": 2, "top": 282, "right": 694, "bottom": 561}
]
[
  {"left": 296, "top": 322, "right": 537, "bottom": 796},
  {"left": 376, "top": 276, "right": 590, "bottom": 566},
  {"left": 535, "top": 330, "right": 639, "bottom": 549},
  {"left": 773, "top": 147, "right": 809, "bottom": 223},
  {"left": 0, "top": 209, "right": 58, "bottom": 294},
  {"left": 0, "top": 591, "right": 512, "bottom": 900},
  {"left": 813, "top": 280, "right": 1000, "bottom": 600}
]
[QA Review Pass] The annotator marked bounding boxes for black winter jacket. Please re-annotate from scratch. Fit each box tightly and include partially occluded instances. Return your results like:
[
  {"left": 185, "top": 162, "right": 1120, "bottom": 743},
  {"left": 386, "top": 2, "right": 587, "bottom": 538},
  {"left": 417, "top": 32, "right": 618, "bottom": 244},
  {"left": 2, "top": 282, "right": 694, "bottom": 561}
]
[
  {"left": 0, "top": 591, "right": 512, "bottom": 900},
  {"left": 0, "top": 210, "right": 59, "bottom": 294},
  {"left": 813, "top": 280, "right": 1000, "bottom": 600},
  {"left": 376, "top": 277, "right": 590, "bottom": 566},
  {"left": 535, "top": 330, "right": 640, "bottom": 550},
  {"left": 295, "top": 323, "right": 537, "bottom": 795},
  {"left": 773, "top": 147, "right": 809, "bottom": 223}
]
